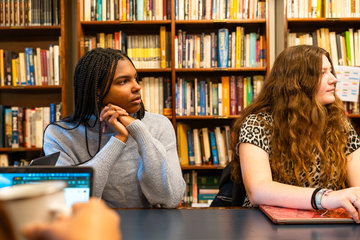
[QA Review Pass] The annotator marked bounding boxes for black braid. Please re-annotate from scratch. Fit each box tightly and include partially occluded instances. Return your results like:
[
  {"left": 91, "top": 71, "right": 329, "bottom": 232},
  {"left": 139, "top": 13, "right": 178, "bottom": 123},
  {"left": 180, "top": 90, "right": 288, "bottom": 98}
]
[{"left": 49, "top": 48, "right": 145, "bottom": 161}]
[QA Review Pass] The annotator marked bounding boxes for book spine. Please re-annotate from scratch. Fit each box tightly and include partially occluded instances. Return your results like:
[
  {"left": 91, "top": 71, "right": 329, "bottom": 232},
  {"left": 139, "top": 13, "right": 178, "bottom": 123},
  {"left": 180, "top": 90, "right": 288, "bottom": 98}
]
[
  {"left": 199, "top": 80, "right": 206, "bottom": 115},
  {"left": 209, "top": 131, "right": 219, "bottom": 165},
  {"left": 229, "top": 75, "right": 237, "bottom": 115},
  {"left": 4, "top": 107, "right": 12, "bottom": 147},
  {"left": 221, "top": 76, "right": 230, "bottom": 115},
  {"left": 187, "top": 129, "right": 195, "bottom": 165},
  {"left": 4, "top": 50, "right": 12, "bottom": 86},
  {"left": 201, "top": 127, "right": 211, "bottom": 164},
  {"left": 11, "top": 106, "right": 19, "bottom": 148},
  {"left": 136, "top": 0, "right": 144, "bottom": 20},
  {"left": 218, "top": 28, "right": 229, "bottom": 68},
  {"left": 212, "top": 83, "right": 218, "bottom": 115},
  {"left": 0, "top": 105, "right": 4, "bottom": 147}
]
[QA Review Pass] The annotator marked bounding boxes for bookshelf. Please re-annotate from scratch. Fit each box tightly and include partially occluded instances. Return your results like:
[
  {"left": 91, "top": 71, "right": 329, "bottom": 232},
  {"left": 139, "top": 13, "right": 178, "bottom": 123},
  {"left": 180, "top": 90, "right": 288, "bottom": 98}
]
[
  {"left": 284, "top": 0, "right": 360, "bottom": 132},
  {"left": 77, "top": 0, "right": 269, "bottom": 206},
  {"left": 0, "top": 0, "right": 70, "bottom": 165}
]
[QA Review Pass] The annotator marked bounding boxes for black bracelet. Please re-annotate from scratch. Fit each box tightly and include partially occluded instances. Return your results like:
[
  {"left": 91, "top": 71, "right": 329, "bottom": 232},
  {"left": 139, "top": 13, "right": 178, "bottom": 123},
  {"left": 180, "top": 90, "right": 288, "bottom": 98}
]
[{"left": 311, "top": 188, "right": 322, "bottom": 210}]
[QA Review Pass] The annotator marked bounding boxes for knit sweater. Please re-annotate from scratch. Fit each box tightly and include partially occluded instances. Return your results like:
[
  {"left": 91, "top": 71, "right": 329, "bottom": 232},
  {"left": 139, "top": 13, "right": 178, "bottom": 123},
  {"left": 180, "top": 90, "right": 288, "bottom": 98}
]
[{"left": 43, "top": 111, "right": 186, "bottom": 208}]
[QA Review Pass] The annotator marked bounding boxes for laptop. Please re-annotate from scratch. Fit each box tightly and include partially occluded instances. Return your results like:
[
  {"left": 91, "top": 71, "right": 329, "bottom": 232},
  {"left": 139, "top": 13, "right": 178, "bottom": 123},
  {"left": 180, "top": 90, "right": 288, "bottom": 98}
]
[{"left": 0, "top": 166, "right": 94, "bottom": 208}]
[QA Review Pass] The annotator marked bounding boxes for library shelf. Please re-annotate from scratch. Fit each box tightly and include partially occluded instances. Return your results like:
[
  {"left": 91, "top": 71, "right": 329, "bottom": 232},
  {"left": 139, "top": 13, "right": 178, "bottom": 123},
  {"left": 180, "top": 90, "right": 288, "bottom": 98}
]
[
  {"left": 175, "top": 67, "right": 267, "bottom": 72},
  {"left": 0, "top": 148, "right": 42, "bottom": 153},
  {"left": 77, "top": 0, "right": 270, "bottom": 205},
  {"left": 175, "top": 19, "right": 266, "bottom": 24},
  {"left": 287, "top": 18, "right": 360, "bottom": 23},
  {"left": 181, "top": 165, "right": 225, "bottom": 170},
  {"left": 137, "top": 68, "right": 172, "bottom": 73},
  {"left": 348, "top": 114, "right": 360, "bottom": 119},
  {"left": 176, "top": 115, "right": 240, "bottom": 120},
  {"left": 80, "top": 20, "right": 172, "bottom": 25},
  {"left": 0, "top": 86, "right": 62, "bottom": 90}
]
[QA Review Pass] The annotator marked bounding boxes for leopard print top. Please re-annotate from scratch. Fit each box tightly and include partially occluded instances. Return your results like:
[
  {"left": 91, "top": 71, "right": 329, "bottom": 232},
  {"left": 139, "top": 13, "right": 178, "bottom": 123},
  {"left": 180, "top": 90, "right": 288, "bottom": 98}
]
[{"left": 238, "top": 112, "right": 360, "bottom": 207}]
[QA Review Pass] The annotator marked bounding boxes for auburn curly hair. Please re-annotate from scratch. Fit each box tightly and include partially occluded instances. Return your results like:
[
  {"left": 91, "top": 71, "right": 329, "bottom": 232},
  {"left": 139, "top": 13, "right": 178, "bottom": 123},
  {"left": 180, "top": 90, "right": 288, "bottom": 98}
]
[{"left": 231, "top": 45, "right": 349, "bottom": 190}]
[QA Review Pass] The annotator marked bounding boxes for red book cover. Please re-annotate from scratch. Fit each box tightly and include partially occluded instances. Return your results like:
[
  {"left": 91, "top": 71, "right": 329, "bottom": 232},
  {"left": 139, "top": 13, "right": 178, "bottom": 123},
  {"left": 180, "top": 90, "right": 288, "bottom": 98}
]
[
  {"left": 163, "top": 0, "right": 167, "bottom": 20},
  {"left": 260, "top": 205, "right": 354, "bottom": 224}
]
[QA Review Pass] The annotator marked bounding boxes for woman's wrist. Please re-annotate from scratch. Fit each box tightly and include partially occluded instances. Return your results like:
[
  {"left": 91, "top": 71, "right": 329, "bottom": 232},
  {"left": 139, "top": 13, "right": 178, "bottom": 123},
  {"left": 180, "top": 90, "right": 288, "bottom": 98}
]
[
  {"left": 319, "top": 189, "right": 333, "bottom": 210},
  {"left": 115, "top": 134, "right": 128, "bottom": 143}
]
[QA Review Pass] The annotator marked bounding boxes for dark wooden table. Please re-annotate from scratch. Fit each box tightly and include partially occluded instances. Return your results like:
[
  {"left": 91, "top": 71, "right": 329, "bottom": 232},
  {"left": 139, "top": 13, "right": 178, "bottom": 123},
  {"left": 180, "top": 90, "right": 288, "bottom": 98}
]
[{"left": 116, "top": 208, "right": 360, "bottom": 240}]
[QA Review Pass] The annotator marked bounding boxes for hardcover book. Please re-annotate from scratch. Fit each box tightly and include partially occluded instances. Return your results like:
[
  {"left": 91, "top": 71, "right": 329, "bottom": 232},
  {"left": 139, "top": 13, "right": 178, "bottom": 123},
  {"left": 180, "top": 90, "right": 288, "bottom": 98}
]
[
  {"left": 260, "top": 205, "right": 354, "bottom": 224},
  {"left": 218, "top": 28, "right": 229, "bottom": 68}
]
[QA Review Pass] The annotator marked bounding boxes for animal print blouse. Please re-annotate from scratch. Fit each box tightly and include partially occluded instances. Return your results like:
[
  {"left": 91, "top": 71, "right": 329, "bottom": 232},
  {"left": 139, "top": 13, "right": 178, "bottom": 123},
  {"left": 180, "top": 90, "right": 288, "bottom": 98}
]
[{"left": 238, "top": 112, "right": 360, "bottom": 207}]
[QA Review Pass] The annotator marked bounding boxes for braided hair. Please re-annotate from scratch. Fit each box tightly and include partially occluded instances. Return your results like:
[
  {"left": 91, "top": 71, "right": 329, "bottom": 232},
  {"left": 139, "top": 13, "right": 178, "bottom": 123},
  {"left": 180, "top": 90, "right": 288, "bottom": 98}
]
[{"left": 57, "top": 48, "right": 145, "bottom": 159}]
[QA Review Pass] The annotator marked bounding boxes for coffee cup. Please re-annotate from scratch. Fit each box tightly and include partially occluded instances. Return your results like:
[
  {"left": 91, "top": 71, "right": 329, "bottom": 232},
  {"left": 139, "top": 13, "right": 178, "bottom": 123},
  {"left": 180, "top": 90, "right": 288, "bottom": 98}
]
[{"left": 0, "top": 181, "right": 70, "bottom": 240}]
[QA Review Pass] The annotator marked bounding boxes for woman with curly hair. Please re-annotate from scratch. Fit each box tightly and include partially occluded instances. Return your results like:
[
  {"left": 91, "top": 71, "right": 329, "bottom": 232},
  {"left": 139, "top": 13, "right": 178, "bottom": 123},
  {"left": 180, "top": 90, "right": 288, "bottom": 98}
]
[{"left": 232, "top": 45, "right": 360, "bottom": 222}]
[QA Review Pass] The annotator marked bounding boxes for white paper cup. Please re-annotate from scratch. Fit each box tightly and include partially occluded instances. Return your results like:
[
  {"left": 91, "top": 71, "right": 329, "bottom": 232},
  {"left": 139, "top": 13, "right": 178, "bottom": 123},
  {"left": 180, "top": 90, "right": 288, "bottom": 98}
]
[{"left": 0, "top": 181, "right": 70, "bottom": 240}]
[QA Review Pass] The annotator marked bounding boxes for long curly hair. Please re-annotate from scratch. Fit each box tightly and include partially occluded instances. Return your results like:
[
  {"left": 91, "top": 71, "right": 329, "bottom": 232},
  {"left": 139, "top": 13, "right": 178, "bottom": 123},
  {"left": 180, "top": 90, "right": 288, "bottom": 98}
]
[{"left": 231, "top": 45, "right": 349, "bottom": 190}]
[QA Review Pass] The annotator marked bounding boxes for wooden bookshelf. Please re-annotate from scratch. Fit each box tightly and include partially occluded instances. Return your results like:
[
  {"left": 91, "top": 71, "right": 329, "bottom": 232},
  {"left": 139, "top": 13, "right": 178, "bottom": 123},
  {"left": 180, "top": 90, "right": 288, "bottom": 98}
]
[
  {"left": 175, "top": 67, "right": 267, "bottom": 72},
  {"left": 0, "top": 0, "right": 70, "bottom": 164},
  {"left": 0, "top": 148, "right": 42, "bottom": 152},
  {"left": 284, "top": 0, "right": 360, "bottom": 133},
  {"left": 181, "top": 165, "right": 225, "bottom": 170},
  {"left": 77, "top": 0, "right": 270, "bottom": 167},
  {"left": 77, "top": 0, "right": 269, "bottom": 207},
  {"left": 75, "top": 0, "right": 271, "bottom": 207}
]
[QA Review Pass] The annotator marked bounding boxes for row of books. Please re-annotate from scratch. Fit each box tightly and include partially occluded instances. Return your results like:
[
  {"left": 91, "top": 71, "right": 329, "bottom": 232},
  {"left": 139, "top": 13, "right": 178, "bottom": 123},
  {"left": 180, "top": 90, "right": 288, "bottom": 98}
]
[
  {"left": 177, "top": 124, "right": 232, "bottom": 167},
  {"left": 0, "top": 154, "right": 29, "bottom": 167},
  {"left": 182, "top": 171, "right": 220, "bottom": 207},
  {"left": 175, "top": 28, "right": 266, "bottom": 69},
  {"left": 175, "top": 0, "right": 265, "bottom": 20},
  {"left": 0, "top": 45, "right": 61, "bottom": 86},
  {"left": 0, "top": 103, "right": 62, "bottom": 148},
  {"left": 287, "top": 0, "right": 360, "bottom": 19},
  {"left": 82, "top": 0, "right": 171, "bottom": 21},
  {"left": 138, "top": 76, "right": 172, "bottom": 115},
  {"left": 176, "top": 75, "right": 264, "bottom": 116},
  {"left": 0, "top": 0, "right": 60, "bottom": 26},
  {"left": 82, "top": 27, "right": 171, "bottom": 68},
  {"left": 288, "top": 28, "right": 360, "bottom": 67}
]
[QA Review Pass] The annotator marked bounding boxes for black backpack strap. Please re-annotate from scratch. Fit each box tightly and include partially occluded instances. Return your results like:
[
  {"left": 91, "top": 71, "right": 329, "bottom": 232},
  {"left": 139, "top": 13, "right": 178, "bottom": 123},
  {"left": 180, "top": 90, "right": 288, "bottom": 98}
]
[{"left": 210, "top": 161, "right": 246, "bottom": 207}]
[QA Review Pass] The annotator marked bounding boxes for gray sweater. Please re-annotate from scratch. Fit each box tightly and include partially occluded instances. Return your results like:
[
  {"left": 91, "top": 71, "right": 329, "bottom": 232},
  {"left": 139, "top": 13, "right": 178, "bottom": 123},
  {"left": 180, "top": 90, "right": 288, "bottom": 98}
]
[{"left": 43, "top": 111, "right": 186, "bottom": 208}]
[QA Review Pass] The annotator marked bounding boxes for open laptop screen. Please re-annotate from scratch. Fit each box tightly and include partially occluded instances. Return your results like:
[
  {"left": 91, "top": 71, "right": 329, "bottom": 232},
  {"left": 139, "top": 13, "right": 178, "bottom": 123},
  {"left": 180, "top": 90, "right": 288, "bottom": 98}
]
[{"left": 0, "top": 167, "right": 93, "bottom": 207}]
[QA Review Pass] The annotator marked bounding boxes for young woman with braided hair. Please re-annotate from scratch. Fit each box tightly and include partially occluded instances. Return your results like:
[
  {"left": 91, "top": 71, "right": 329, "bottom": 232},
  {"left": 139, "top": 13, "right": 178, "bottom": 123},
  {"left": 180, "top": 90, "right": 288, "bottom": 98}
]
[
  {"left": 43, "top": 48, "right": 185, "bottom": 208},
  {"left": 232, "top": 45, "right": 360, "bottom": 222}
]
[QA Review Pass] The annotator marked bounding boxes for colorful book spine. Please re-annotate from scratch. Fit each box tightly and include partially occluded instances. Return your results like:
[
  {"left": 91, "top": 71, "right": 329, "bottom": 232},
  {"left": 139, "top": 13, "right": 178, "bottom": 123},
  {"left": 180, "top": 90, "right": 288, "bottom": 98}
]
[
  {"left": 4, "top": 108, "right": 12, "bottom": 148},
  {"left": 218, "top": 28, "right": 229, "bottom": 68},
  {"left": 221, "top": 76, "right": 230, "bottom": 115},
  {"left": 199, "top": 80, "right": 206, "bottom": 115},
  {"left": 209, "top": 131, "right": 219, "bottom": 165},
  {"left": 229, "top": 75, "right": 237, "bottom": 115},
  {"left": 0, "top": 105, "right": 4, "bottom": 147},
  {"left": 25, "top": 48, "right": 35, "bottom": 85},
  {"left": 212, "top": 83, "right": 219, "bottom": 115},
  {"left": 137, "top": 0, "right": 144, "bottom": 20},
  {"left": 249, "top": 32, "right": 257, "bottom": 67},
  {"left": 187, "top": 129, "right": 195, "bottom": 165},
  {"left": 11, "top": 106, "right": 19, "bottom": 148},
  {"left": 50, "top": 103, "right": 55, "bottom": 123}
]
